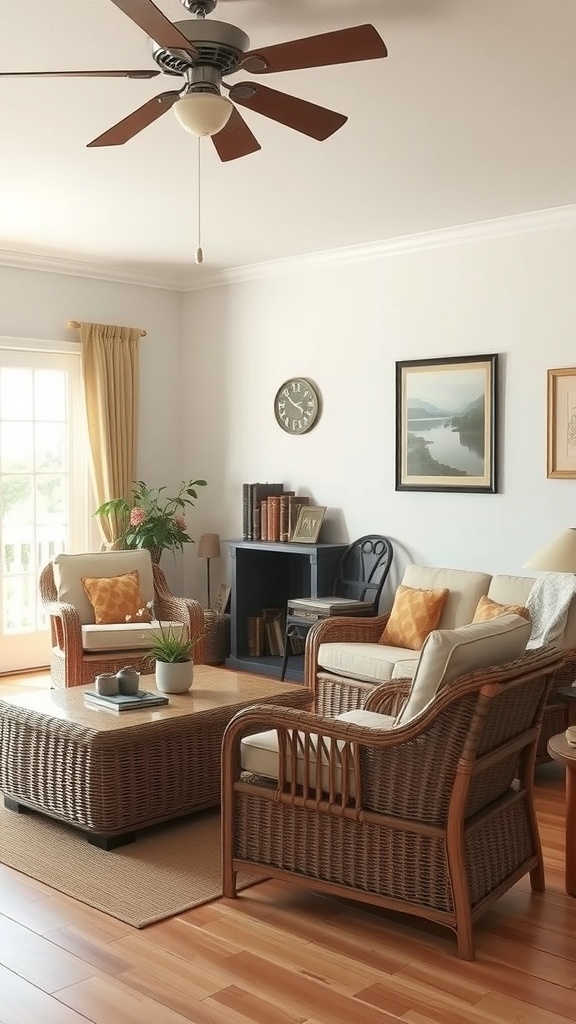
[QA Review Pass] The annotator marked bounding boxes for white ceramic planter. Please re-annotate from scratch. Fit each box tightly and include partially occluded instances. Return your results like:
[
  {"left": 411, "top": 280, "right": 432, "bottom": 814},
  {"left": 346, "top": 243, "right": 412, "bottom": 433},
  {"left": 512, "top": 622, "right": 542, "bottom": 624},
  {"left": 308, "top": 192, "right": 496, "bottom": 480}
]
[{"left": 155, "top": 659, "right": 193, "bottom": 694}]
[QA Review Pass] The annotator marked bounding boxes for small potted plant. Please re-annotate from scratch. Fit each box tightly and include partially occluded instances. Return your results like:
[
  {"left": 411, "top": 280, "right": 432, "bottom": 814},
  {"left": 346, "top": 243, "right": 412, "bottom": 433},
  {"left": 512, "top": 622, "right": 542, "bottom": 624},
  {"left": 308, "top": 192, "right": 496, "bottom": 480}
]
[{"left": 145, "top": 622, "right": 203, "bottom": 694}]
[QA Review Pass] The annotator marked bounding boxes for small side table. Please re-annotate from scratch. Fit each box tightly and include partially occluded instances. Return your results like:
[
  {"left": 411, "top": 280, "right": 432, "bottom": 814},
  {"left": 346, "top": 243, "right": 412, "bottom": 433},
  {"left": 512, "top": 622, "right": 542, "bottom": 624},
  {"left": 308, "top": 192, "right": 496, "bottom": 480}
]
[{"left": 547, "top": 732, "right": 576, "bottom": 897}]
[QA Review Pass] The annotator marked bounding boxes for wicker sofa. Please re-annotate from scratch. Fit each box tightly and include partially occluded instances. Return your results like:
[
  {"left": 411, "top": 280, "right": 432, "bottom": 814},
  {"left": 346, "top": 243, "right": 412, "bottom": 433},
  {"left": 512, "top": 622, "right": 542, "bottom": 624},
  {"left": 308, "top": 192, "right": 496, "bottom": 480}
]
[{"left": 303, "top": 565, "right": 576, "bottom": 762}]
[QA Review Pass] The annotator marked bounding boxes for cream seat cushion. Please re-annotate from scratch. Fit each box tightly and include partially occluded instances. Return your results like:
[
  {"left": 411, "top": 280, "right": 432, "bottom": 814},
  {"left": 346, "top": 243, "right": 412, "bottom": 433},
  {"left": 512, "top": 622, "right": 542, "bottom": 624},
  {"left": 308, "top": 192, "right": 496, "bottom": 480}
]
[
  {"left": 81, "top": 620, "right": 186, "bottom": 652},
  {"left": 241, "top": 708, "right": 395, "bottom": 795},
  {"left": 317, "top": 642, "right": 416, "bottom": 684}
]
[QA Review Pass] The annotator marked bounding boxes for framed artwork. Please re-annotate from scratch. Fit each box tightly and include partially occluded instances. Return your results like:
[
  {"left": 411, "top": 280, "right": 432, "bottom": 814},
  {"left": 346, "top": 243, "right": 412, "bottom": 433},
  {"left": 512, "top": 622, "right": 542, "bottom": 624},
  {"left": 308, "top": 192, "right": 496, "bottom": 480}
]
[
  {"left": 547, "top": 367, "right": 576, "bottom": 478},
  {"left": 291, "top": 505, "right": 326, "bottom": 543},
  {"left": 396, "top": 354, "right": 499, "bottom": 493}
]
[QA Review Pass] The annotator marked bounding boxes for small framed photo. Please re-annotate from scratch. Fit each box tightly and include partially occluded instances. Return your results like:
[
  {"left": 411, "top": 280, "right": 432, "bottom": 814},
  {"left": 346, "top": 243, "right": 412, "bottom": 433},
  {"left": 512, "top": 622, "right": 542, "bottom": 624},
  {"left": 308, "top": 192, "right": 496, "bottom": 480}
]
[
  {"left": 547, "top": 367, "right": 576, "bottom": 478},
  {"left": 212, "top": 583, "right": 231, "bottom": 615},
  {"left": 396, "top": 353, "right": 499, "bottom": 493},
  {"left": 291, "top": 505, "right": 326, "bottom": 544}
]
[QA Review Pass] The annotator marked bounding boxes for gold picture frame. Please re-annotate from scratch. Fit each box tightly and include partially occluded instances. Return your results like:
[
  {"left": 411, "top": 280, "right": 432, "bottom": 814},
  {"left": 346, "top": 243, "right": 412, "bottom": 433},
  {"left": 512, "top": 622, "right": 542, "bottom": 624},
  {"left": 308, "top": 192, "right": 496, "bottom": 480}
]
[
  {"left": 547, "top": 367, "right": 576, "bottom": 478},
  {"left": 291, "top": 505, "right": 326, "bottom": 544}
]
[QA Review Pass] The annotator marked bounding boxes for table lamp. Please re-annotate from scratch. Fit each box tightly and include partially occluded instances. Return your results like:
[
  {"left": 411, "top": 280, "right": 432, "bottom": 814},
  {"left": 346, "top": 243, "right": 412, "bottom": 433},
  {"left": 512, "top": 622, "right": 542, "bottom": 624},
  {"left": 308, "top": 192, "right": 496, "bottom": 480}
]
[
  {"left": 524, "top": 528, "right": 576, "bottom": 572},
  {"left": 197, "top": 533, "right": 221, "bottom": 609}
]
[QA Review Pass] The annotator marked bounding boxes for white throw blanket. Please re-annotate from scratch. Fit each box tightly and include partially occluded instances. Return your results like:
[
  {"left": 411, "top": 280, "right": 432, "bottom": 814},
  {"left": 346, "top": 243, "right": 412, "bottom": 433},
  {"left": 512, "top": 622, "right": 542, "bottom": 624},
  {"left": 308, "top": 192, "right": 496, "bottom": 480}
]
[{"left": 526, "top": 572, "right": 576, "bottom": 649}]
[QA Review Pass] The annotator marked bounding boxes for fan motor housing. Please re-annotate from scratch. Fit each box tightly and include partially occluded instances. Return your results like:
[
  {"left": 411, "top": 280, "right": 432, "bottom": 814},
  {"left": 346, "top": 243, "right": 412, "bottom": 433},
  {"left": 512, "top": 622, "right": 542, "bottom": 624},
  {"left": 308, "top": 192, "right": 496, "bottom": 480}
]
[{"left": 151, "top": 19, "right": 250, "bottom": 77}]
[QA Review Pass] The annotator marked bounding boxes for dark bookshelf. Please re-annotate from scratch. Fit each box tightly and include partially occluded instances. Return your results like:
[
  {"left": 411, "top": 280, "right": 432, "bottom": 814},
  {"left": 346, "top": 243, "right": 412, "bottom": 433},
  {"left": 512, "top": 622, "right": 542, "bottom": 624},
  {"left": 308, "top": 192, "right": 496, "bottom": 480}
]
[{"left": 225, "top": 540, "right": 347, "bottom": 682}]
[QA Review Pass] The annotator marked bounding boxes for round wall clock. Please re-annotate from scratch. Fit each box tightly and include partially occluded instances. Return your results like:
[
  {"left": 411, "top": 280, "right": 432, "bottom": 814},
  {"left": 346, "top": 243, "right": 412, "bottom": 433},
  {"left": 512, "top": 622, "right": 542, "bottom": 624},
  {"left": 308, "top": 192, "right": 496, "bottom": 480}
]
[{"left": 274, "top": 377, "right": 320, "bottom": 434}]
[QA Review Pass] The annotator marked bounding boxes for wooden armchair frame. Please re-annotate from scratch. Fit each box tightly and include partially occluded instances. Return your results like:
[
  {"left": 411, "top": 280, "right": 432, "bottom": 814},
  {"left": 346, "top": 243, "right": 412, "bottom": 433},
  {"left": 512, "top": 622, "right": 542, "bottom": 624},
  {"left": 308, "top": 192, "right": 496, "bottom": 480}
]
[
  {"left": 222, "top": 646, "right": 563, "bottom": 960},
  {"left": 40, "top": 561, "right": 205, "bottom": 688}
]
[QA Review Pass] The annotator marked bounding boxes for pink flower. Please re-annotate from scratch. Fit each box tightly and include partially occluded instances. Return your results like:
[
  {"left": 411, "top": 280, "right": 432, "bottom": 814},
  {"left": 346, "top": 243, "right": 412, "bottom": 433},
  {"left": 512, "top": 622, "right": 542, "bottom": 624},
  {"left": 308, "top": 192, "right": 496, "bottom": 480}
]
[
  {"left": 130, "top": 507, "right": 147, "bottom": 527},
  {"left": 174, "top": 515, "right": 187, "bottom": 531}
]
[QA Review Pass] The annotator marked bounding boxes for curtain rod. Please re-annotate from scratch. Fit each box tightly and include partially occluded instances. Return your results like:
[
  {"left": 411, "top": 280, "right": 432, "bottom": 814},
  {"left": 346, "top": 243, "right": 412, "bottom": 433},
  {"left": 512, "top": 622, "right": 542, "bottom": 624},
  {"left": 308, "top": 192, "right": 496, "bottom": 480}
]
[{"left": 65, "top": 320, "right": 147, "bottom": 337}]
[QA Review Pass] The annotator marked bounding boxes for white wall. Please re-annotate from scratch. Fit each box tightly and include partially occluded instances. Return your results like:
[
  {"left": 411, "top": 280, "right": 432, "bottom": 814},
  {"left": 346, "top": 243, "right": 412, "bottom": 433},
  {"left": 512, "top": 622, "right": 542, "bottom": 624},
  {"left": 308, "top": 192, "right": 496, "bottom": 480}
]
[
  {"left": 182, "top": 211, "right": 576, "bottom": 605},
  {"left": 0, "top": 265, "right": 189, "bottom": 593}
]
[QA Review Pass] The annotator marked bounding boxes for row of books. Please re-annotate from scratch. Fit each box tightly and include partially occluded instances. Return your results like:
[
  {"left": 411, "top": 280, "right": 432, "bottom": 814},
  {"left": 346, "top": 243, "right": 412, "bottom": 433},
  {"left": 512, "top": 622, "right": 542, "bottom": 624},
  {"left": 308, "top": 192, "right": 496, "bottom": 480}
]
[
  {"left": 242, "top": 483, "right": 309, "bottom": 542},
  {"left": 247, "top": 608, "right": 306, "bottom": 658}
]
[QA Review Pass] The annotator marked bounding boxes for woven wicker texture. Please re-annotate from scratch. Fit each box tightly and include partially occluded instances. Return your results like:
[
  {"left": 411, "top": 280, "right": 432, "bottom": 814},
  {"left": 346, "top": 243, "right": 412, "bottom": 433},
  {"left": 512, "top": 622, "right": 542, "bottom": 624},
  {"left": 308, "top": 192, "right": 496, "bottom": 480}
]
[
  {"left": 222, "top": 645, "right": 563, "bottom": 960},
  {"left": 0, "top": 801, "right": 260, "bottom": 927},
  {"left": 0, "top": 668, "right": 313, "bottom": 838}
]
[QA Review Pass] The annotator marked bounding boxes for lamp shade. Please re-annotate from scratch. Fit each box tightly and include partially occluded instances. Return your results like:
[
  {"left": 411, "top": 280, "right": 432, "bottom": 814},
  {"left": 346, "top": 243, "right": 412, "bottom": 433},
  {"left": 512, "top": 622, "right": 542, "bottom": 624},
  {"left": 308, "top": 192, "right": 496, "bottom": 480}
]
[
  {"left": 524, "top": 528, "right": 576, "bottom": 572},
  {"left": 198, "top": 533, "right": 221, "bottom": 560},
  {"left": 173, "top": 93, "right": 233, "bottom": 137}
]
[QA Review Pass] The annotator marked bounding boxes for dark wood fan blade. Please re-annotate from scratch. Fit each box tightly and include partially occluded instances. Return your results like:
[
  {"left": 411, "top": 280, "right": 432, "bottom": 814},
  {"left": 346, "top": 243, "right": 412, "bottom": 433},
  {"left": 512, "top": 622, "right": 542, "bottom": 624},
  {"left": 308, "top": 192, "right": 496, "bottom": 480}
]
[
  {"left": 0, "top": 70, "right": 160, "bottom": 79},
  {"left": 211, "top": 106, "right": 261, "bottom": 162},
  {"left": 242, "top": 24, "right": 387, "bottom": 74},
  {"left": 87, "top": 90, "right": 180, "bottom": 147},
  {"left": 109, "top": 0, "right": 198, "bottom": 53},
  {"left": 229, "top": 83, "right": 346, "bottom": 141}
]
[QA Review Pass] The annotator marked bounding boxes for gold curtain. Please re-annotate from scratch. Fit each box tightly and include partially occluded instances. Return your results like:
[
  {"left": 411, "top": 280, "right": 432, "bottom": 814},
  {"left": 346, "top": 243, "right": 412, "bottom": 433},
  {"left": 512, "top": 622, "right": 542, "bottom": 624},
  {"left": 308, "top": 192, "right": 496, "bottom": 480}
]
[{"left": 79, "top": 321, "right": 142, "bottom": 546}]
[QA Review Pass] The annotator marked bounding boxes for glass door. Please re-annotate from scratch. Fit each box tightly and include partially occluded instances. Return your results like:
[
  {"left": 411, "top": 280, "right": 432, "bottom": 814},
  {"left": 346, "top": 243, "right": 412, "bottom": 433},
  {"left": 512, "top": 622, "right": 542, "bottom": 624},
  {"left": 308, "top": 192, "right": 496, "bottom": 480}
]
[{"left": 0, "top": 346, "right": 89, "bottom": 673}]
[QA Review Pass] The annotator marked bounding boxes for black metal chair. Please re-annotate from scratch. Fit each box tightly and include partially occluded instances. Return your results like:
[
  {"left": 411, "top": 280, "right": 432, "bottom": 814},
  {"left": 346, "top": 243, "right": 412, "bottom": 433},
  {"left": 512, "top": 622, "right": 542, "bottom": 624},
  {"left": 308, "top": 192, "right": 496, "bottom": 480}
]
[{"left": 280, "top": 534, "right": 394, "bottom": 681}]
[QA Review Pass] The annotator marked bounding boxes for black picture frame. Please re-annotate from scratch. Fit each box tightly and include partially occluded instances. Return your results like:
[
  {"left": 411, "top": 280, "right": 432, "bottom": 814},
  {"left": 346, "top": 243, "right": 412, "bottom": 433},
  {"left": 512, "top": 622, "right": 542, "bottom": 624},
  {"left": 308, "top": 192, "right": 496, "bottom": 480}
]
[{"left": 395, "top": 354, "right": 499, "bottom": 493}]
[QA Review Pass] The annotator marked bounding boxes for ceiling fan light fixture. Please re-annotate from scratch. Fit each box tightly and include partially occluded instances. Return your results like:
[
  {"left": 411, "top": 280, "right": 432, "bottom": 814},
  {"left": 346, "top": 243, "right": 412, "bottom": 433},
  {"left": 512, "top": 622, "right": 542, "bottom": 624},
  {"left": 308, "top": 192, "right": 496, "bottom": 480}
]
[{"left": 173, "top": 92, "right": 233, "bottom": 137}]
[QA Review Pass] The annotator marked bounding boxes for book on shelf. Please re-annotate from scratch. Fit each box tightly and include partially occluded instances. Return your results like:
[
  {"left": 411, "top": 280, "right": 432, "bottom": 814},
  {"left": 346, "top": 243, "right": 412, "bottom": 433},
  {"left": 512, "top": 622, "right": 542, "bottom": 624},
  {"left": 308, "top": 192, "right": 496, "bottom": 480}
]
[
  {"left": 251, "top": 483, "right": 285, "bottom": 540},
  {"left": 261, "top": 607, "right": 285, "bottom": 656},
  {"left": 247, "top": 615, "right": 264, "bottom": 657},
  {"left": 84, "top": 689, "right": 169, "bottom": 711}
]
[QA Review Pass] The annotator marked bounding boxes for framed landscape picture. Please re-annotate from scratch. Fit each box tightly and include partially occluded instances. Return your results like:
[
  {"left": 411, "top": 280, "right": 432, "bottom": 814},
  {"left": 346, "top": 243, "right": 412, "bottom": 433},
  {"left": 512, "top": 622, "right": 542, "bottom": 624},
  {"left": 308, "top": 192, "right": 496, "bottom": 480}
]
[
  {"left": 395, "top": 354, "right": 499, "bottom": 493},
  {"left": 547, "top": 367, "right": 576, "bottom": 478}
]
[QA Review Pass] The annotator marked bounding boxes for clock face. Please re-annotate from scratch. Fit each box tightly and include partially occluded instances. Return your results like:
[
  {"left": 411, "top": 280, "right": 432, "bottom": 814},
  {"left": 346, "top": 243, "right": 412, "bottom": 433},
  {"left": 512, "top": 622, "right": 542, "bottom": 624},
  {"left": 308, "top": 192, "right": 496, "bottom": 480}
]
[{"left": 274, "top": 378, "right": 320, "bottom": 434}]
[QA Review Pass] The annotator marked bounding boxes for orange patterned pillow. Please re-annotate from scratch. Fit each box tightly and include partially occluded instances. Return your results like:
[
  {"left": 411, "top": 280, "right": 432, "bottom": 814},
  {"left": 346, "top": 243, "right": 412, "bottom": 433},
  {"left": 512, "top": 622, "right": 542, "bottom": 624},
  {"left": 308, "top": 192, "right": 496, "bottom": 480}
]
[
  {"left": 379, "top": 585, "right": 449, "bottom": 651},
  {"left": 81, "top": 570, "right": 152, "bottom": 625},
  {"left": 472, "top": 595, "right": 530, "bottom": 623}
]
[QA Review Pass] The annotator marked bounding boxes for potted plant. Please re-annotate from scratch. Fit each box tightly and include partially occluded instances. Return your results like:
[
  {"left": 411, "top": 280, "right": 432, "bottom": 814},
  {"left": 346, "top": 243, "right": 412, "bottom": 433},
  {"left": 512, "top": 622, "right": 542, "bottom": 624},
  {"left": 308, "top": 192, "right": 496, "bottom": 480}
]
[
  {"left": 94, "top": 478, "right": 207, "bottom": 563},
  {"left": 145, "top": 622, "right": 203, "bottom": 694}
]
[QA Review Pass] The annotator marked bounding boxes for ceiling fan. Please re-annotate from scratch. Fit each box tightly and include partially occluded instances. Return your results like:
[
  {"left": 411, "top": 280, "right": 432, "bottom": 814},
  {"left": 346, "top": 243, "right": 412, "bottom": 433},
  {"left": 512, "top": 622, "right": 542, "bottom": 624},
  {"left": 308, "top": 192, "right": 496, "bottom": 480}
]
[{"left": 2, "top": 0, "right": 387, "bottom": 161}]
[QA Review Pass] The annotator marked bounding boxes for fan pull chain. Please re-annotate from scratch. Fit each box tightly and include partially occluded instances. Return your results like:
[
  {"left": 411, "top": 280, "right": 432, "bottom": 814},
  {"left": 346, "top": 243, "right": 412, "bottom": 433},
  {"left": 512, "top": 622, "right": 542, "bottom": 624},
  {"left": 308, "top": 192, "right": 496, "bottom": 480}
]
[{"left": 195, "top": 137, "right": 204, "bottom": 264}]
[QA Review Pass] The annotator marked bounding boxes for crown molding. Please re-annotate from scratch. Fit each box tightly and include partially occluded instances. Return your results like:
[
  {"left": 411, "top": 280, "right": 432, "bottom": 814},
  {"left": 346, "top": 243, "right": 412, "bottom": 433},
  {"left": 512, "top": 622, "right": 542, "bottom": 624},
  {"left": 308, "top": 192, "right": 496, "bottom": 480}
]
[
  {"left": 0, "top": 204, "right": 575, "bottom": 292},
  {"left": 0, "top": 249, "right": 183, "bottom": 291},
  {"left": 184, "top": 204, "right": 576, "bottom": 290}
]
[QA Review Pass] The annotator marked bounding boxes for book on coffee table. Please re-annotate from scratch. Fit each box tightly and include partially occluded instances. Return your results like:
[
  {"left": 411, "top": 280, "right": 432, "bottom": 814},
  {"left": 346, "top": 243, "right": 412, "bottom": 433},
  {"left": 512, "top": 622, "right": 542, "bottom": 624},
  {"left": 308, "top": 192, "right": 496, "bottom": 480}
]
[{"left": 84, "top": 690, "right": 169, "bottom": 711}]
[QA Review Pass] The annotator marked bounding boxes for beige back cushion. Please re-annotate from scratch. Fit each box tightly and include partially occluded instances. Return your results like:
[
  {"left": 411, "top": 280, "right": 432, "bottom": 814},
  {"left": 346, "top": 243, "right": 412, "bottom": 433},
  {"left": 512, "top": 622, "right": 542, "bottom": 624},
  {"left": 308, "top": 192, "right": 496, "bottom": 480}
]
[
  {"left": 401, "top": 565, "right": 491, "bottom": 629},
  {"left": 396, "top": 613, "right": 532, "bottom": 726},
  {"left": 54, "top": 550, "right": 155, "bottom": 625}
]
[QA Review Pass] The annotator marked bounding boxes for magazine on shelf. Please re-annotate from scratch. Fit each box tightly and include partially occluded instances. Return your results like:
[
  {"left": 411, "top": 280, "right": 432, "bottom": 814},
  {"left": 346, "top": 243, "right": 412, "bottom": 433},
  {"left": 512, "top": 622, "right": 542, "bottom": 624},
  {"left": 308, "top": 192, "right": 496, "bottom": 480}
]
[
  {"left": 288, "top": 596, "right": 371, "bottom": 613},
  {"left": 84, "top": 689, "right": 169, "bottom": 711}
]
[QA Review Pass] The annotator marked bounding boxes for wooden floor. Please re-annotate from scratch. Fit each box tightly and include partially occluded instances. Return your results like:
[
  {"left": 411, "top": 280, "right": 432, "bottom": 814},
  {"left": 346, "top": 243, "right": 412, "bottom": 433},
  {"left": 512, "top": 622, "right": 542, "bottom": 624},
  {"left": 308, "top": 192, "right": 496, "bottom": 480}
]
[{"left": 1, "top": 672, "right": 575, "bottom": 1024}]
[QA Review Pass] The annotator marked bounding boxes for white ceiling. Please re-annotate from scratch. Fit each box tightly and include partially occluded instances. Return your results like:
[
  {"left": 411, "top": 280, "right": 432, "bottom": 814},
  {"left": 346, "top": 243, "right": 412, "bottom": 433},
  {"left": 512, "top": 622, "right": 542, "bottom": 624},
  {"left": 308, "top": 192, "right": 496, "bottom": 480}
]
[{"left": 1, "top": 0, "right": 575, "bottom": 288}]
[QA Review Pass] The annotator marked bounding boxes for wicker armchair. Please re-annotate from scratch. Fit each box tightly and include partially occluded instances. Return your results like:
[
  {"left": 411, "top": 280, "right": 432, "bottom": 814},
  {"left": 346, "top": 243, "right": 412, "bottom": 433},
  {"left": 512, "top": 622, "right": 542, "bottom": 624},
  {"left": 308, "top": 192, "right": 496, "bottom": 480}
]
[
  {"left": 40, "top": 551, "right": 205, "bottom": 688},
  {"left": 222, "top": 645, "right": 563, "bottom": 960},
  {"left": 303, "top": 612, "right": 575, "bottom": 764}
]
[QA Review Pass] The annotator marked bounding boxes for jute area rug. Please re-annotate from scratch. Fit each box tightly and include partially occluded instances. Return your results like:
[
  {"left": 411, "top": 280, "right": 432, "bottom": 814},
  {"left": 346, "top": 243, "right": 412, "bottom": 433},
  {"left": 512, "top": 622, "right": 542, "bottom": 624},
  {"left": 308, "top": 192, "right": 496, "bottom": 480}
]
[{"left": 0, "top": 797, "right": 261, "bottom": 928}]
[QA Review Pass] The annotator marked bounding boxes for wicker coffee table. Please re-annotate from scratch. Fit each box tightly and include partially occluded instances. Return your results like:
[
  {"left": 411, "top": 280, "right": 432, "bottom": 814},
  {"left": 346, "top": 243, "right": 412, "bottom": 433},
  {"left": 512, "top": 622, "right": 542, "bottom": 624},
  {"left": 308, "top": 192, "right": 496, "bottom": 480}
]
[{"left": 0, "top": 666, "right": 312, "bottom": 849}]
